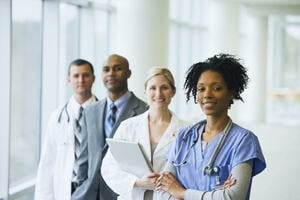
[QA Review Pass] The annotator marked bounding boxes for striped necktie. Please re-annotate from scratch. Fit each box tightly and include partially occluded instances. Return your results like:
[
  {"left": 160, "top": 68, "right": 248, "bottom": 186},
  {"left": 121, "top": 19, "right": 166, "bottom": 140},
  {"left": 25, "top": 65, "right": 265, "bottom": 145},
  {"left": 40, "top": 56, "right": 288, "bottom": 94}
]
[{"left": 72, "top": 106, "right": 88, "bottom": 187}]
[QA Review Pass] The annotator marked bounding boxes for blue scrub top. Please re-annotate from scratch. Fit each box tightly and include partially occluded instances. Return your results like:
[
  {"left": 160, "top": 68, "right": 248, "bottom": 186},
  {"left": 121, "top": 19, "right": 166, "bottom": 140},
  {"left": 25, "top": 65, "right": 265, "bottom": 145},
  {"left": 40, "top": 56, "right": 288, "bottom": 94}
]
[{"left": 167, "top": 122, "right": 266, "bottom": 193}]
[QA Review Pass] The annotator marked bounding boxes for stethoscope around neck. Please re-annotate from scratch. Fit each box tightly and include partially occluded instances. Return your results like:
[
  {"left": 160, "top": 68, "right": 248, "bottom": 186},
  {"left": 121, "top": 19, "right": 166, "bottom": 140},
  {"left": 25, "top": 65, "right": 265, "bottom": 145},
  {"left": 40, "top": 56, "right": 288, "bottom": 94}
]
[
  {"left": 57, "top": 96, "right": 98, "bottom": 123},
  {"left": 58, "top": 102, "right": 71, "bottom": 123},
  {"left": 172, "top": 118, "right": 233, "bottom": 180}
]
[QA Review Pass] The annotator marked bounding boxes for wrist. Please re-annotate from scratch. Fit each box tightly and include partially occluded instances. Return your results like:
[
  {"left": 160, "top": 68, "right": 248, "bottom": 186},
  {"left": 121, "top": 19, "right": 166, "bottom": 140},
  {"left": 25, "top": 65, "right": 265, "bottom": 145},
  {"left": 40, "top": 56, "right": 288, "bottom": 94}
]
[
  {"left": 134, "top": 179, "right": 142, "bottom": 188},
  {"left": 176, "top": 188, "right": 185, "bottom": 199}
]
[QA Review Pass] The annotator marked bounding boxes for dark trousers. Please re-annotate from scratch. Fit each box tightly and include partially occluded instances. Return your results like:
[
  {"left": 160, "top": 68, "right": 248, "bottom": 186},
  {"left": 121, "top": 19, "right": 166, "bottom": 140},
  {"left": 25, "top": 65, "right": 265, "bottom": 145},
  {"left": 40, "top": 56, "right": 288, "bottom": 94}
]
[{"left": 71, "top": 182, "right": 79, "bottom": 194}]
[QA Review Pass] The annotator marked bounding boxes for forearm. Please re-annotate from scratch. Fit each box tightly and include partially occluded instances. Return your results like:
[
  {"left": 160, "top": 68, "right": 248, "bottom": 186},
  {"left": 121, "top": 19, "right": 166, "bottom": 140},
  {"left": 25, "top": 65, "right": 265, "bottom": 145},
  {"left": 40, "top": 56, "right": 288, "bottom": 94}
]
[
  {"left": 156, "top": 162, "right": 185, "bottom": 199},
  {"left": 184, "top": 161, "right": 253, "bottom": 200}
]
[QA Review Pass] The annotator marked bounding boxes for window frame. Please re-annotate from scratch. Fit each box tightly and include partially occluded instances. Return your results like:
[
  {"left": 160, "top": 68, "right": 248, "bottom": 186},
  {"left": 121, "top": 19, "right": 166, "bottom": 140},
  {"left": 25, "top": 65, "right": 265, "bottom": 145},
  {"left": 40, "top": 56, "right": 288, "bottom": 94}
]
[{"left": 0, "top": 0, "right": 11, "bottom": 199}]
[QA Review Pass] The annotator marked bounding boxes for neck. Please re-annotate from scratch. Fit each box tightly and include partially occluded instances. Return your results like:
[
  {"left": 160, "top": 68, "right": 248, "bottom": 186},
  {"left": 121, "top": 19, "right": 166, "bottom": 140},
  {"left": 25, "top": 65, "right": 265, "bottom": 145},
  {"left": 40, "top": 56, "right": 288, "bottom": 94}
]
[
  {"left": 108, "top": 89, "right": 128, "bottom": 102},
  {"left": 148, "top": 108, "right": 171, "bottom": 124},
  {"left": 205, "top": 115, "right": 230, "bottom": 134},
  {"left": 74, "top": 93, "right": 92, "bottom": 105}
]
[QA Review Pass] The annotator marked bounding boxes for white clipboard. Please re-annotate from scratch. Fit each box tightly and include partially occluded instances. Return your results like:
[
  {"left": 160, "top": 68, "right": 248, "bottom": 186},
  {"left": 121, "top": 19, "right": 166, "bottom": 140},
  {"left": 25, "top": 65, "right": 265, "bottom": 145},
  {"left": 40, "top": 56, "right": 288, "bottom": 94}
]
[{"left": 106, "top": 138, "right": 154, "bottom": 177}]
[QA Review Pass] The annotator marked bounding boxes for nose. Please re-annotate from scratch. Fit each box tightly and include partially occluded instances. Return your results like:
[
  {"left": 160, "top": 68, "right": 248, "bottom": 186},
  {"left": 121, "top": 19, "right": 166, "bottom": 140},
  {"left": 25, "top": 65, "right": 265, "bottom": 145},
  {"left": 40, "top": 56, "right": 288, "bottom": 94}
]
[
  {"left": 203, "top": 88, "right": 212, "bottom": 99},
  {"left": 155, "top": 88, "right": 163, "bottom": 96},
  {"left": 78, "top": 75, "right": 84, "bottom": 82},
  {"left": 107, "top": 68, "right": 116, "bottom": 76}
]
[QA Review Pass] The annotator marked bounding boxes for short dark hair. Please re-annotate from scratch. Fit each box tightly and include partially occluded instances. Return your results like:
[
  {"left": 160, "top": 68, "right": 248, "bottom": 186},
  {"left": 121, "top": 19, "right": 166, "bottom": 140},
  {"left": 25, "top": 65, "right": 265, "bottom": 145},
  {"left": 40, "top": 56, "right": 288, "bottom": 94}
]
[
  {"left": 184, "top": 53, "right": 249, "bottom": 107},
  {"left": 68, "top": 59, "right": 94, "bottom": 75}
]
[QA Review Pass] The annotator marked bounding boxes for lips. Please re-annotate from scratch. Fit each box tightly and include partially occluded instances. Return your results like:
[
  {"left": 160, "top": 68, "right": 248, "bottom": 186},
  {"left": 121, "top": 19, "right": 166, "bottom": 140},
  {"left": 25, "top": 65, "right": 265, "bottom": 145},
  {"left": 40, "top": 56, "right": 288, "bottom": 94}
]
[
  {"left": 202, "top": 101, "right": 216, "bottom": 104},
  {"left": 154, "top": 98, "right": 165, "bottom": 102},
  {"left": 202, "top": 101, "right": 216, "bottom": 108},
  {"left": 106, "top": 79, "right": 117, "bottom": 84}
]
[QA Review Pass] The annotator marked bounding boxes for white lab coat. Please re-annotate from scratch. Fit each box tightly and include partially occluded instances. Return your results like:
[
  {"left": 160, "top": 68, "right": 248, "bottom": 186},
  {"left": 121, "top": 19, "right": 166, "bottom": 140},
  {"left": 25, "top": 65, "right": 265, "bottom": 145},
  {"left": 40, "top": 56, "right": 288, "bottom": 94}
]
[
  {"left": 101, "top": 111, "right": 190, "bottom": 200},
  {"left": 35, "top": 96, "right": 96, "bottom": 200}
]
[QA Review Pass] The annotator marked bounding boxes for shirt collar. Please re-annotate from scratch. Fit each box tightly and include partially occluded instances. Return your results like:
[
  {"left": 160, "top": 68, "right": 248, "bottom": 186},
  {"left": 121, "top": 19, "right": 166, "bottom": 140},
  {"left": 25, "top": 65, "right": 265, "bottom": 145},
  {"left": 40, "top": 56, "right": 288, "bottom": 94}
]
[
  {"left": 69, "top": 95, "right": 96, "bottom": 116},
  {"left": 106, "top": 91, "right": 131, "bottom": 109}
]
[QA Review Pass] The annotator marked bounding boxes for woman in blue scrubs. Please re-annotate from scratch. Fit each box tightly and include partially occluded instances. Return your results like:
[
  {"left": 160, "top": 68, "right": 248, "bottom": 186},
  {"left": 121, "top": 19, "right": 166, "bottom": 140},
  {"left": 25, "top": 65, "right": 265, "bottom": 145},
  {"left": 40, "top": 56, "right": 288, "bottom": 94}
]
[{"left": 156, "top": 54, "right": 266, "bottom": 199}]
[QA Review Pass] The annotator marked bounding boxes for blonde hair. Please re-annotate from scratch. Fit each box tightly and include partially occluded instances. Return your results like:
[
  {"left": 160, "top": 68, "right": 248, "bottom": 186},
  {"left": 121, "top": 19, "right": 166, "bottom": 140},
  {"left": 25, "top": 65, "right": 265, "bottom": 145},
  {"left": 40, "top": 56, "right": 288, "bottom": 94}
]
[{"left": 144, "top": 67, "right": 176, "bottom": 90}]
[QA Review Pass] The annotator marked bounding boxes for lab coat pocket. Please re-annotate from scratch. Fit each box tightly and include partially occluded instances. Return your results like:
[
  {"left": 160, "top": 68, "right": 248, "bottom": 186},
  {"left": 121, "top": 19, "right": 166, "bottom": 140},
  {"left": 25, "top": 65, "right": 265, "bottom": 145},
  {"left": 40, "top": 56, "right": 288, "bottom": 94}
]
[
  {"left": 56, "top": 128, "right": 69, "bottom": 146},
  {"left": 57, "top": 140, "right": 68, "bottom": 155}
]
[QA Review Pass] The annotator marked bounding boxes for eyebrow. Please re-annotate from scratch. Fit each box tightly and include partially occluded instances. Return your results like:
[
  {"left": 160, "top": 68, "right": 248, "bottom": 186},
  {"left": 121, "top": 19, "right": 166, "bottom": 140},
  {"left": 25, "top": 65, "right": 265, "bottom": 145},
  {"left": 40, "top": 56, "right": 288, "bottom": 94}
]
[
  {"left": 197, "top": 82, "right": 223, "bottom": 85},
  {"left": 103, "top": 64, "right": 122, "bottom": 68}
]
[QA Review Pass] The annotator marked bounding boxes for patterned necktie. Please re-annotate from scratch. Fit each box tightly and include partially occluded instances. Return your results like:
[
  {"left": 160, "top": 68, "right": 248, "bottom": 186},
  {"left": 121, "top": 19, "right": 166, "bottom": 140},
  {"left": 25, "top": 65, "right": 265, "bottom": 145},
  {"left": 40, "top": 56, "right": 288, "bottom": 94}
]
[
  {"left": 75, "top": 106, "right": 83, "bottom": 132},
  {"left": 109, "top": 103, "right": 117, "bottom": 127},
  {"left": 72, "top": 106, "right": 88, "bottom": 186},
  {"left": 106, "top": 103, "right": 117, "bottom": 137}
]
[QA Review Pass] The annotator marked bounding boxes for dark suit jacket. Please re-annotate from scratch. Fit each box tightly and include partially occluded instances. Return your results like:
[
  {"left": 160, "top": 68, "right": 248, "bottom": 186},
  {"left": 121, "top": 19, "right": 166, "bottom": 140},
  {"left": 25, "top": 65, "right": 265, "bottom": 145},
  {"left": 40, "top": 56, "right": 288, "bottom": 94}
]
[{"left": 71, "top": 92, "right": 148, "bottom": 200}]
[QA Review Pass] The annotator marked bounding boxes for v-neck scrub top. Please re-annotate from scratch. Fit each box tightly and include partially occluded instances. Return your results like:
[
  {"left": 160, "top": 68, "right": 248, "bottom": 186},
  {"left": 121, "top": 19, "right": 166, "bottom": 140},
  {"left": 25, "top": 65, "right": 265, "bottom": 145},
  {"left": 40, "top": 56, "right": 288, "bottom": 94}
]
[{"left": 167, "top": 122, "right": 266, "bottom": 198}]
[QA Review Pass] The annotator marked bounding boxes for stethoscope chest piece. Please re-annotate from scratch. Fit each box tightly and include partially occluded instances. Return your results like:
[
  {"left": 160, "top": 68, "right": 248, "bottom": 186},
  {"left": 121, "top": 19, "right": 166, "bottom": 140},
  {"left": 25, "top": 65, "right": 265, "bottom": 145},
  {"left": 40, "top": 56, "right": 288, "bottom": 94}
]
[
  {"left": 203, "top": 165, "right": 220, "bottom": 175},
  {"left": 203, "top": 165, "right": 221, "bottom": 185}
]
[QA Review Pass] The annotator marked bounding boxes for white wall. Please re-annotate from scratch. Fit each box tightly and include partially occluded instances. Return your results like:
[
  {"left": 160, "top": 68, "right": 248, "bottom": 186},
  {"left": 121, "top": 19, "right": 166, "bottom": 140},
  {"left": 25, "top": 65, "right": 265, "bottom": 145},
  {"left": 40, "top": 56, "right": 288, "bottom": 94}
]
[{"left": 240, "top": 122, "right": 300, "bottom": 200}]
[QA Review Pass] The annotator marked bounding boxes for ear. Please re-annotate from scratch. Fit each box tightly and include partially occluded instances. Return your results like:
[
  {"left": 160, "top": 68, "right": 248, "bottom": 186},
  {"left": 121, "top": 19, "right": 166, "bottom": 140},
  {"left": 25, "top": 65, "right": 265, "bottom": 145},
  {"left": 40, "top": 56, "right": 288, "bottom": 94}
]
[
  {"left": 172, "top": 88, "right": 176, "bottom": 97},
  {"left": 127, "top": 69, "right": 132, "bottom": 79}
]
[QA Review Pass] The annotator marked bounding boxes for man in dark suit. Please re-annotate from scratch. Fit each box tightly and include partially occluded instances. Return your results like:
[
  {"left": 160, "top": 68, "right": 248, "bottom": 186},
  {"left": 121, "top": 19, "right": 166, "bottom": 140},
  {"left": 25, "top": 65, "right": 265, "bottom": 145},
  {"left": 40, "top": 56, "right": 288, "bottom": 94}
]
[{"left": 72, "top": 54, "right": 148, "bottom": 200}]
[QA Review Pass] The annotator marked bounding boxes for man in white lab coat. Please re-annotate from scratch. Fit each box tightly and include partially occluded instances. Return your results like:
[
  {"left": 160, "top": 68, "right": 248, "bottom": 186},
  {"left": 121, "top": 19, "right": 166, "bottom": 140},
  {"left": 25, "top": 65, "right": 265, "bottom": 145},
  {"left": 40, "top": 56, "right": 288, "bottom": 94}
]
[{"left": 35, "top": 59, "right": 97, "bottom": 200}]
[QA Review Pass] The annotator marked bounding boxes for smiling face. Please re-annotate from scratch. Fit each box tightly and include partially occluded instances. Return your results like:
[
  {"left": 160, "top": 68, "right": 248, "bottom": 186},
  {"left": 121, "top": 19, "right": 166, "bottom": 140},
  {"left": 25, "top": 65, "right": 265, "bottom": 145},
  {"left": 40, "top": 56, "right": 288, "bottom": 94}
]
[
  {"left": 196, "top": 70, "right": 233, "bottom": 118},
  {"left": 101, "top": 55, "right": 131, "bottom": 94},
  {"left": 145, "top": 74, "right": 176, "bottom": 110},
  {"left": 68, "top": 64, "right": 95, "bottom": 98}
]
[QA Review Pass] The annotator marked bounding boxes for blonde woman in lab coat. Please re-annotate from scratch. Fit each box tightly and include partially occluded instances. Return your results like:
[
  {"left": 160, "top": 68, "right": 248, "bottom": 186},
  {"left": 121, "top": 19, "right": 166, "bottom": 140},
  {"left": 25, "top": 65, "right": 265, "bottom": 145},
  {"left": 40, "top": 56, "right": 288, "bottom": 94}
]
[{"left": 101, "top": 67, "right": 189, "bottom": 200}]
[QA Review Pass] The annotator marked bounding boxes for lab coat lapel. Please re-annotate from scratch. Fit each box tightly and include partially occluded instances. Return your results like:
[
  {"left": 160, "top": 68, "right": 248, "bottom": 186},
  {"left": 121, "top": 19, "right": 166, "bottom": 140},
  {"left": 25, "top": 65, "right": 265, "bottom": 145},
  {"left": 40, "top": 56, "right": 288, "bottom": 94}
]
[
  {"left": 109, "top": 95, "right": 138, "bottom": 138},
  {"left": 138, "top": 112, "right": 152, "bottom": 162}
]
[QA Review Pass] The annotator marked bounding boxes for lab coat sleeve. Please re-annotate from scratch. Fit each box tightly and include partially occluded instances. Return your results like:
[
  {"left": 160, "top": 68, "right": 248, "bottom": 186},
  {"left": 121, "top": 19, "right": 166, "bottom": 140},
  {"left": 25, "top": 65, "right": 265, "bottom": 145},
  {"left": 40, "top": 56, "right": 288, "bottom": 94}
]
[
  {"left": 101, "top": 122, "right": 145, "bottom": 199},
  {"left": 101, "top": 148, "right": 141, "bottom": 199},
  {"left": 34, "top": 112, "right": 58, "bottom": 200},
  {"left": 184, "top": 161, "right": 253, "bottom": 200}
]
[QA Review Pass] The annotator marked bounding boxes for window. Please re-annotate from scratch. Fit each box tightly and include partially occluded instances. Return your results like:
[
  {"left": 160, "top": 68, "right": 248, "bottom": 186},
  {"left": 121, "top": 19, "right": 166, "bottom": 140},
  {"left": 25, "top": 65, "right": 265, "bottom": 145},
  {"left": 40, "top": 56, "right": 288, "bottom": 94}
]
[
  {"left": 9, "top": 0, "right": 42, "bottom": 198},
  {"left": 267, "top": 16, "right": 300, "bottom": 124},
  {"left": 59, "top": 3, "right": 80, "bottom": 101},
  {"left": 169, "top": 0, "right": 207, "bottom": 122},
  {"left": 2, "top": 0, "right": 115, "bottom": 199}
]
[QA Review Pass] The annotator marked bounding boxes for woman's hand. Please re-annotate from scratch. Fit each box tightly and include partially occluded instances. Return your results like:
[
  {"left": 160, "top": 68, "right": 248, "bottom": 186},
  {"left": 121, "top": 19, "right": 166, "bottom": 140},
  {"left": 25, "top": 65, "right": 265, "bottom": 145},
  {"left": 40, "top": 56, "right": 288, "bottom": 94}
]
[
  {"left": 223, "top": 173, "right": 237, "bottom": 189},
  {"left": 156, "top": 172, "right": 185, "bottom": 200},
  {"left": 134, "top": 172, "right": 160, "bottom": 190}
]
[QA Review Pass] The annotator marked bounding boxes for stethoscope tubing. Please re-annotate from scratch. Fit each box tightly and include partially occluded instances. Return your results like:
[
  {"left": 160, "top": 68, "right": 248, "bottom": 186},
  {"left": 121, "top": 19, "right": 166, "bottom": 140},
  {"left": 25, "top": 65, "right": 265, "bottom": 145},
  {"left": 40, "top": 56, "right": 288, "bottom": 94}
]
[
  {"left": 172, "top": 118, "right": 233, "bottom": 176},
  {"left": 57, "top": 96, "right": 98, "bottom": 124},
  {"left": 58, "top": 102, "right": 70, "bottom": 123},
  {"left": 172, "top": 120, "right": 204, "bottom": 166}
]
